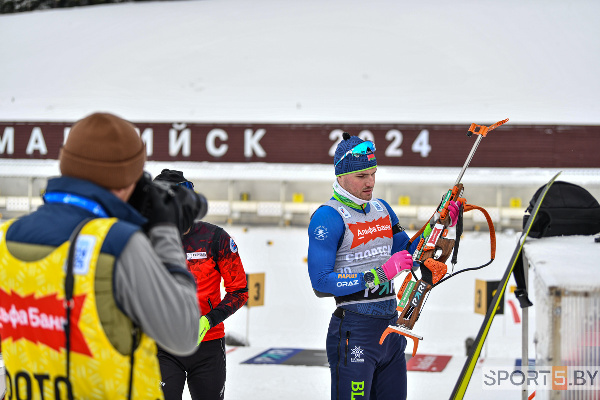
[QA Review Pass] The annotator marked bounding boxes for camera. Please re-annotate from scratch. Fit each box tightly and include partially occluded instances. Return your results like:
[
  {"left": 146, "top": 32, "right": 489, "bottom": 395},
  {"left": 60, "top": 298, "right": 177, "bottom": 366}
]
[{"left": 128, "top": 171, "right": 208, "bottom": 234}]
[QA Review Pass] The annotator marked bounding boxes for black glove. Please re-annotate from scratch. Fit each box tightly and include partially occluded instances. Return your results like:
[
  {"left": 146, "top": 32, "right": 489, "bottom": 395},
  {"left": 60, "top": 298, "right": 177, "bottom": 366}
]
[{"left": 145, "top": 183, "right": 182, "bottom": 231}]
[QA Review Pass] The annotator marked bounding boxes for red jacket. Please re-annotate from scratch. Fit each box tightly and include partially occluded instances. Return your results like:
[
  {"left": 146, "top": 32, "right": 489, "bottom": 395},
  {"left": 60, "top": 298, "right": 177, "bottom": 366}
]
[{"left": 182, "top": 222, "right": 248, "bottom": 342}]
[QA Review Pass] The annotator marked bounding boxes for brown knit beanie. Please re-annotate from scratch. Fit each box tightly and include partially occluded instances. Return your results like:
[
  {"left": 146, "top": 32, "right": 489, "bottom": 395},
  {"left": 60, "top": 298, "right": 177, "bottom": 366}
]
[{"left": 59, "top": 112, "right": 146, "bottom": 189}]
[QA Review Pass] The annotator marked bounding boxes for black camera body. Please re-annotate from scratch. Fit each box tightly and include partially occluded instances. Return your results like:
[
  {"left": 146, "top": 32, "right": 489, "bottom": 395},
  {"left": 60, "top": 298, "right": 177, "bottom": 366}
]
[{"left": 128, "top": 171, "right": 208, "bottom": 234}]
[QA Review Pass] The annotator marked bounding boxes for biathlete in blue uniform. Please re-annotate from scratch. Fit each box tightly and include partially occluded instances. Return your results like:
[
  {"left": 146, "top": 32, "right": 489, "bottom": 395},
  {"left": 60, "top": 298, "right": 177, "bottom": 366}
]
[{"left": 307, "top": 133, "right": 458, "bottom": 400}]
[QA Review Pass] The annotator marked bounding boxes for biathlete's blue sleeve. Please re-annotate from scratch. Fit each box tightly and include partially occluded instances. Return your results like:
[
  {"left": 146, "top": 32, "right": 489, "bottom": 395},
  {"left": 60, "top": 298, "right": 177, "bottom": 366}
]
[
  {"left": 307, "top": 205, "right": 367, "bottom": 296},
  {"left": 380, "top": 199, "right": 419, "bottom": 255}
]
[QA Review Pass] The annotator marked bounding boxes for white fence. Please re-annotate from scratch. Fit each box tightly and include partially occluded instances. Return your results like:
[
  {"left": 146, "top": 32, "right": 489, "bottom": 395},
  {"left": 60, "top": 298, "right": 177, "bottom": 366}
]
[{"left": 1, "top": 160, "right": 599, "bottom": 230}]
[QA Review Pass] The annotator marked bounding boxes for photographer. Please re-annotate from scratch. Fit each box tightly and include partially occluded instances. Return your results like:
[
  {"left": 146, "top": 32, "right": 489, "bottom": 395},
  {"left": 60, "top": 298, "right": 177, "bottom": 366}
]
[{"left": 0, "top": 112, "right": 201, "bottom": 399}]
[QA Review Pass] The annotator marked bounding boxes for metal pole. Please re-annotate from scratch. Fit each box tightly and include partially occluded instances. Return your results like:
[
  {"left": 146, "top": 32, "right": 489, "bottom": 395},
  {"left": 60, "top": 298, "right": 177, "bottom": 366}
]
[
  {"left": 280, "top": 181, "right": 286, "bottom": 227},
  {"left": 227, "top": 180, "right": 234, "bottom": 226},
  {"left": 28, "top": 177, "right": 33, "bottom": 212},
  {"left": 246, "top": 306, "right": 250, "bottom": 346},
  {"left": 522, "top": 256, "right": 530, "bottom": 400}
]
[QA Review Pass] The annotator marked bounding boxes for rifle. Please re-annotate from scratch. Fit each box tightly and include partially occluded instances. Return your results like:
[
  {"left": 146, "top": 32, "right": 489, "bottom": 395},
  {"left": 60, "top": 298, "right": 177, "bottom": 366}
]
[{"left": 379, "top": 119, "right": 508, "bottom": 356}]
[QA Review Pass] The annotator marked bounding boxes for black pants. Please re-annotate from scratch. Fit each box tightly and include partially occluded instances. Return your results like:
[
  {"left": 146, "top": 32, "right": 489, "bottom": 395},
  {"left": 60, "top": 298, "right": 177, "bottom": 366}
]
[{"left": 158, "top": 338, "right": 226, "bottom": 400}]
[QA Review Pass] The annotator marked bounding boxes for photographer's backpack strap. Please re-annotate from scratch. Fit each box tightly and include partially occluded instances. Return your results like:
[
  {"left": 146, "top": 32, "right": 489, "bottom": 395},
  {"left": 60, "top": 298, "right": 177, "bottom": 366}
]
[{"left": 64, "top": 218, "right": 93, "bottom": 400}]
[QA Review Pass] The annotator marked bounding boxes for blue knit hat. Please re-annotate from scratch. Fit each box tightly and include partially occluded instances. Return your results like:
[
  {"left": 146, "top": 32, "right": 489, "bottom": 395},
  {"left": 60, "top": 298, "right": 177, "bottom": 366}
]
[{"left": 334, "top": 132, "right": 377, "bottom": 176}]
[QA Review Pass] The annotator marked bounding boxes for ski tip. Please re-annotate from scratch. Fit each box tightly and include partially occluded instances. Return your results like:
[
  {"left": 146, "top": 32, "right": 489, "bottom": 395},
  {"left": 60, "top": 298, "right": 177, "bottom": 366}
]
[{"left": 552, "top": 171, "right": 562, "bottom": 180}]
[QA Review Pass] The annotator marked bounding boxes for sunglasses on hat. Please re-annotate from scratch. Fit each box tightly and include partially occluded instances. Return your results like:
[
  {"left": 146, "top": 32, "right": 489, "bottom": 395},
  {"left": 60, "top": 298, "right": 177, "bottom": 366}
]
[{"left": 335, "top": 141, "right": 376, "bottom": 167}]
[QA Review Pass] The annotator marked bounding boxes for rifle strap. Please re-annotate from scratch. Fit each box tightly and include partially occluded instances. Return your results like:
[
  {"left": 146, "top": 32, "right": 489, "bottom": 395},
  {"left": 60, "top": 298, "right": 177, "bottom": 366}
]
[
  {"left": 463, "top": 204, "right": 496, "bottom": 260},
  {"left": 451, "top": 203, "right": 465, "bottom": 265},
  {"left": 433, "top": 203, "right": 497, "bottom": 287},
  {"left": 392, "top": 222, "right": 406, "bottom": 235}
]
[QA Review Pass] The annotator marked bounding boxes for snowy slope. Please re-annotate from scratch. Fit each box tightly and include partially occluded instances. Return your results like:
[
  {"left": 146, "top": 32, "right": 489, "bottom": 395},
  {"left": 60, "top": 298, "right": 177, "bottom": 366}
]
[{"left": 0, "top": 0, "right": 599, "bottom": 125}]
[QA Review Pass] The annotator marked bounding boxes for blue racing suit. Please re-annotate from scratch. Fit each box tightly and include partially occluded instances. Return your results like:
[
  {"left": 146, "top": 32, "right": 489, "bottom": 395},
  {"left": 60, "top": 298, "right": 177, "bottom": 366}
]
[{"left": 308, "top": 197, "right": 418, "bottom": 400}]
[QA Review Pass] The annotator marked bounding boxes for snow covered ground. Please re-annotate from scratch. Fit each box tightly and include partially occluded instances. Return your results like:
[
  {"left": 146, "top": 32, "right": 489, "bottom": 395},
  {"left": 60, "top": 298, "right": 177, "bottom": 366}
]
[
  {"left": 1, "top": 0, "right": 599, "bottom": 398},
  {"left": 1, "top": 0, "right": 599, "bottom": 125},
  {"left": 0, "top": 223, "right": 547, "bottom": 400}
]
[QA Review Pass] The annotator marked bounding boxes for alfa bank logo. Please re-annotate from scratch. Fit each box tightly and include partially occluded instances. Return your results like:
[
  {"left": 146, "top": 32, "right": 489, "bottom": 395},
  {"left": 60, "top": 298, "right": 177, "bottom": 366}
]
[
  {"left": 348, "top": 217, "right": 392, "bottom": 248},
  {"left": 0, "top": 289, "right": 92, "bottom": 357}
]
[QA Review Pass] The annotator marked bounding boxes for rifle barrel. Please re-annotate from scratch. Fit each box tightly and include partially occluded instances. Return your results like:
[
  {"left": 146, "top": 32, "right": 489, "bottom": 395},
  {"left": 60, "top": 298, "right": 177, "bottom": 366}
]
[{"left": 454, "top": 133, "right": 483, "bottom": 186}]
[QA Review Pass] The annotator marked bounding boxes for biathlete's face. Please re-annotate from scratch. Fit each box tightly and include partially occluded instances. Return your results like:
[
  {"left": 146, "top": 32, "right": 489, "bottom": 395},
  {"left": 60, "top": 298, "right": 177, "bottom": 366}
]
[{"left": 338, "top": 167, "right": 376, "bottom": 201}]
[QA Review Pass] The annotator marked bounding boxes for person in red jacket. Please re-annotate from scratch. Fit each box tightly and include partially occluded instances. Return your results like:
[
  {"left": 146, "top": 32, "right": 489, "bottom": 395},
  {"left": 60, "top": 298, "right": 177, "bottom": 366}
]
[{"left": 154, "top": 169, "right": 249, "bottom": 400}]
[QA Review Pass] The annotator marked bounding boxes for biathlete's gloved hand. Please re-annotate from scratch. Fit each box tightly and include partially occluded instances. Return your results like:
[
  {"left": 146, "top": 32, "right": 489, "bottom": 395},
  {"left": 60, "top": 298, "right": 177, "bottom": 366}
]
[
  {"left": 381, "top": 250, "right": 414, "bottom": 280},
  {"left": 425, "top": 200, "right": 461, "bottom": 235},
  {"left": 363, "top": 250, "right": 414, "bottom": 288},
  {"left": 448, "top": 200, "right": 460, "bottom": 228},
  {"left": 197, "top": 316, "right": 211, "bottom": 345}
]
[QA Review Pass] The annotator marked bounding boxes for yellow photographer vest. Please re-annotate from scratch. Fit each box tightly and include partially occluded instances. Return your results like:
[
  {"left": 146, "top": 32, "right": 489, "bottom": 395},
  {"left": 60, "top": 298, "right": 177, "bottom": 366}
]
[{"left": 0, "top": 218, "right": 164, "bottom": 400}]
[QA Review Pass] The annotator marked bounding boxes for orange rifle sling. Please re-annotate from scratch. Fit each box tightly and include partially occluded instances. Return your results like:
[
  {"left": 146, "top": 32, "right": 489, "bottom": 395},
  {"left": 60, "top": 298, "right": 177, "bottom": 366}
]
[{"left": 464, "top": 204, "right": 496, "bottom": 260}]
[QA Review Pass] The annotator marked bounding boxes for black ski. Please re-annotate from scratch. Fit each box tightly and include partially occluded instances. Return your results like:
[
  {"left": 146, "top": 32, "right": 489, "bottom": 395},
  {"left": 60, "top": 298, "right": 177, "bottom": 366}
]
[{"left": 450, "top": 171, "right": 562, "bottom": 399}]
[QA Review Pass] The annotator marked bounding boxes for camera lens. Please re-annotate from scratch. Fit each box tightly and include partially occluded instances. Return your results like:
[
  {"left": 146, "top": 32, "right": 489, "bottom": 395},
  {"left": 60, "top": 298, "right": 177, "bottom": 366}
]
[{"left": 195, "top": 192, "right": 208, "bottom": 221}]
